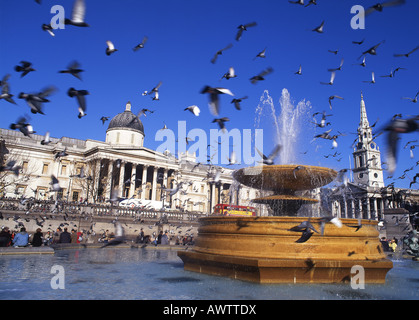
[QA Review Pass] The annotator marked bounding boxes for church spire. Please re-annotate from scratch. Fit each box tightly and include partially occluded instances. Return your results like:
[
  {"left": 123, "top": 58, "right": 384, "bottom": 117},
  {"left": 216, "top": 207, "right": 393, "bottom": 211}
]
[{"left": 359, "top": 91, "right": 369, "bottom": 128}]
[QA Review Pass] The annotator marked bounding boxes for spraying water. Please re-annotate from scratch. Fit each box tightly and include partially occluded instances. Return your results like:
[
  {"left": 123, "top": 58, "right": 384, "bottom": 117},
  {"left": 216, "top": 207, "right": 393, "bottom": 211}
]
[{"left": 255, "top": 88, "right": 312, "bottom": 164}]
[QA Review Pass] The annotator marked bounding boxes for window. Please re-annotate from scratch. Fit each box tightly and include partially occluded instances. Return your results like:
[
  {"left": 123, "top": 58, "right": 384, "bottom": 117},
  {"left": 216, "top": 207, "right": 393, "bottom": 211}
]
[
  {"left": 116, "top": 132, "right": 120, "bottom": 143},
  {"left": 61, "top": 165, "right": 67, "bottom": 176},
  {"left": 374, "top": 173, "right": 378, "bottom": 178},
  {"left": 22, "top": 161, "right": 28, "bottom": 171},
  {"left": 42, "top": 163, "right": 49, "bottom": 175},
  {"left": 72, "top": 191, "right": 79, "bottom": 202}
]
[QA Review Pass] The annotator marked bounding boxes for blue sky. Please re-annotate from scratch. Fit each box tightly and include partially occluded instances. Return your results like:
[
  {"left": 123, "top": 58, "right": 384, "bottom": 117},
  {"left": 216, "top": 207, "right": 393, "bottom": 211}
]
[{"left": 0, "top": 0, "right": 418, "bottom": 189}]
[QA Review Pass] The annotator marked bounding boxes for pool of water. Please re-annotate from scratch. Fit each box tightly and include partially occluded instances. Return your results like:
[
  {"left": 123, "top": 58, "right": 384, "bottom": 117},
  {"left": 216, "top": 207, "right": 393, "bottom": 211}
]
[{"left": 0, "top": 248, "right": 418, "bottom": 300}]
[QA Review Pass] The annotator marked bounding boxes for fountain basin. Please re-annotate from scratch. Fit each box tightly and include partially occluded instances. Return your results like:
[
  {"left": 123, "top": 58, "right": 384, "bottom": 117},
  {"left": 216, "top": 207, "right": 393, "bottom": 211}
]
[{"left": 178, "top": 216, "right": 393, "bottom": 283}]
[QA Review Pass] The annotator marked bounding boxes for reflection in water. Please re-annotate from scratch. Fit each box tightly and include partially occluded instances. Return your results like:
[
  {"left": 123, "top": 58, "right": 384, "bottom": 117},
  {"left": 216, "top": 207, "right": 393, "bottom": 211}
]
[{"left": 0, "top": 249, "right": 418, "bottom": 300}]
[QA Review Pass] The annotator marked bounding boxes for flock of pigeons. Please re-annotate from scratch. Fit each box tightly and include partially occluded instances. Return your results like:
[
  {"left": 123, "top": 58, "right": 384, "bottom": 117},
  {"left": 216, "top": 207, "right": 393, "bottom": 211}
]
[{"left": 1, "top": 0, "right": 419, "bottom": 216}]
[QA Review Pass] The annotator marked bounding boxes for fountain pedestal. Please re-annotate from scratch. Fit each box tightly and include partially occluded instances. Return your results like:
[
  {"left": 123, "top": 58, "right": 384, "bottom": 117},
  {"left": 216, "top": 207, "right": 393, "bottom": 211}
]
[
  {"left": 178, "top": 216, "right": 392, "bottom": 283},
  {"left": 178, "top": 165, "right": 393, "bottom": 283}
]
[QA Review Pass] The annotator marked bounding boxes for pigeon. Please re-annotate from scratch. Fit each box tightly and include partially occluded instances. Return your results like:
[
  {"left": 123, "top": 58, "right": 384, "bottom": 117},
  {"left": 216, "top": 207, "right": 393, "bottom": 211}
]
[
  {"left": 253, "top": 47, "right": 267, "bottom": 60},
  {"left": 67, "top": 87, "right": 89, "bottom": 118},
  {"left": 327, "top": 59, "right": 344, "bottom": 72},
  {"left": 18, "top": 86, "right": 57, "bottom": 115},
  {"left": 41, "top": 131, "right": 51, "bottom": 145},
  {"left": 15, "top": 61, "right": 36, "bottom": 78},
  {"left": 100, "top": 116, "right": 109, "bottom": 124},
  {"left": 250, "top": 67, "right": 273, "bottom": 84},
  {"left": 235, "top": 22, "right": 257, "bottom": 41},
  {"left": 58, "top": 61, "right": 84, "bottom": 80},
  {"left": 305, "top": 0, "right": 317, "bottom": 6},
  {"left": 319, "top": 216, "right": 342, "bottom": 235},
  {"left": 42, "top": 23, "right": 55, "bottom": 37},
  {"left": 100, "top": 221, "right": 126, "bottom": 248},
  {"left": 320, "top": 71, "right": 336, "bottom": 85},
  {"left": 347, "top": 218, "right": 362, "bottom": 232},
  {"left": 394, "top": 45, "right": 419, "bottom": 58},
  {"left": 50, "top": 175, "right": 61, "bottom": 192},
  {"left": 231, "top": 96, "right": 248, "bottom": 110},
  {"left": 184, "top": 105, "right": 200, "bottom": 116},
  {"left": 10, "top": 117, "right": 35, "bottom": 136},
  {"left": 354, "top": 56, "right": 367, "bottom": 67},
  {"left": 289, "top": 0, "right": 304, "bottom": 4},
  {"left": 288, "top": 219, "right": 319, "bottom": 243},
  {"left": 211, "top": 43, "right": 233, "bottom": 64},
  {"left": 365, "top": 0, "right": 406, "bottom": 16},
  {"left": 148, "top": 81, "right": 162, "bottom": 99},
  {"left": 380, "top": 67, "right": 405, "bottom": 78},
  {"left": 402, "top": 90, "right": 419, "bottom": 103},
  {"left": 106, "top": 41, "right": 118, "bottom": 55},
  {"left": 65, "top": 0, "right": 89, "bottom": 27},
  {"left": 362, "top": 71, "right": 375, "bottom": 84},
  {"left": 294, "top": 65, "right": 302, "bottom": 75},
  {"left": 133, "top": 36, "right": 148, "bottom": 51},
  {"left": 137, "top": 108, "right": 154, "bottom": 117},
  {"left": 221, "top": 67, "right": 237, "bottom": 80},
  {"left": 0, "top": 161, "right": 21, "bottom": 176},
  {"left": 358, "top": 41, "right": 385, "bottom": 59},
  {"left": 328, "top": 95, "right": 344, "bottom": 109},
  {"left": 352, "top": 38, "right": 365, "bottom": 45},
  {"left": 54, "top": 148, "right": 68, "bottom": 161},
  {"left": 409, "top": 173, "right": 419, "bottom": 188},
  {"left": 384, "top": 115, "right": 419, "bottom": 174},
  {"left": 256, "top": 144, "right": 281, "bottom": 165},
  {"left": 312, "top": 20, "right": 325, "bottom": 33},
  {"left": 212, "top": 117, "right": 230, "bottom": 132},
  {"left": 200, "top": 86, "right": 234, "bottom": 116},
  {"left": 0, "top": 80, "right": 17, "bottom": 105}
]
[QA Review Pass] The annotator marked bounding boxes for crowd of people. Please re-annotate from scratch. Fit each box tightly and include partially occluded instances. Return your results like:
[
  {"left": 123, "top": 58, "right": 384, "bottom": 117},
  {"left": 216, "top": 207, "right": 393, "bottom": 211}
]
[{"left": 0, "top": 226, "right": 194, "bottom": 248}]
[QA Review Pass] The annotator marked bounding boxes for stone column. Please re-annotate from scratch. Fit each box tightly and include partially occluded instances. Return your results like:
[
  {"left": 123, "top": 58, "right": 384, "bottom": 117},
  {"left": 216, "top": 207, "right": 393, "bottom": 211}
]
[
  {"left": 141, "top": 165, "right": 148, "bottom": 200},
  {"left": 129, "top": 164, "right": 137, "bottom": 198},
  {"left": 107, "top": 160, "right": 113, "bottom": 200},
  {"left": 93, "top": 159, "right": 101, "bottom": 202},
  {"left": 151, "top": 166, "right": 158, "bottom": 201},
  {"left": 119, "top": 161, "right": 126, "bottom": 198},
  {"left": 210, "top": 183, "right": 216, "bottom": 213},
  {"left": 366, "top": 197, "right": 371, "bottom": 219}
]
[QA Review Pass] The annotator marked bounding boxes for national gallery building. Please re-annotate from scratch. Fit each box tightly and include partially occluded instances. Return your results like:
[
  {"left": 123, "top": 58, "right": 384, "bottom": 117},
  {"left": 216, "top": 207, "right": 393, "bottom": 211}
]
[{"left": 0, "top": 102, "right": 259, "bottom": 214}]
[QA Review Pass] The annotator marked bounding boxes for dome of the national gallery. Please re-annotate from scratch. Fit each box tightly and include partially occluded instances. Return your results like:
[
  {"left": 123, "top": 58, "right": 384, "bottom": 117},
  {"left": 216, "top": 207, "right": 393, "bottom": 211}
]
[
  {"left": 107, "top": 101, "right": 144, "bottom": 135},
  {"left": 106, "top": 101, "right": 145, "bottom": 147}
]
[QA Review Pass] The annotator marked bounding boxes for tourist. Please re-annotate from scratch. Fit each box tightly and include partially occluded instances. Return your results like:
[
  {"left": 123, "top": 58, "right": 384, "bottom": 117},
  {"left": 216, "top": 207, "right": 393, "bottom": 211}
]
[
  {"left": 0, "top": 227, "right": 11, "bottom": 247},
  {"left": 161, "top": 231, "right": 169, "bottom": 245},
  {"left": 157, "top": 231, "right": 163, "bottom": 244},
  {"left": 59, "top": 228, "right": 72, "bottom": 243},
  {"left": 13, "top": 227, "right": 29, "bottom": 247},
  {"left": 71, "top": 229, "right": 78, "bottom": 243},
  {"left": 77, "top": 230, "right": 83, "bottom": 243},
  {"left": 31, "top": 228, "right": 43, "bottom": 247},
  {"left": 389, "top": 239, "right": 397, "bottom": 252},
  {"left": 52, "top": 228, "right": 61, "bottom": 244},
  {"left": 380, "top": 237, "right": 390, "bottom": 252},
  {"left": 44, "top": 231, "right": 53, "bottom": 245}
]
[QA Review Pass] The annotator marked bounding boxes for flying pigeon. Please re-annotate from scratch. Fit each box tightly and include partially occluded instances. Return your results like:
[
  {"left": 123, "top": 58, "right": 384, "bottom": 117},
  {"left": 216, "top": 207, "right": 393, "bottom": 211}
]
[
  {"left": 50, "top": 175, "right": 61, "bottom": 192},
  {"left": 67, "top": 87, "right": 89, "bottom": 118},
  {"left": 250, "top": 67, "right": 273, "bottom": 84},
  {"left": 211, "top": 43, "right": 233, "bottom": 64},
  {"left": 106, "top": 40, "right": 118, "bottom": 55},
  {"left": 312, "top": 20, "right": 325, "bottom": 33},
  {"left": 100, "top": 221, "right": 126, "bottom": 248},
  {"left": 133, "top": 36, "right": 148, "bottom": 51},
  {"left": 100, "top": 116, "right": 109, "bottom": 124},
  {"left": 18, "top": 86, "right": 57, "bottom": 115},
  {"left": 42, "top": 23, "right": 55, "bottom": 37},
  {"left": 0, "top": 79, "right": 17, "bottom": 105},
  {"left": 65, "top": 0, "right": 89, "bottom": 27},
  {"left": 10, "top": 117, "right": 35, "bottom": 136},
  {"left": 212, "top": 117, "right": 230, "bottom": 132},
  {"left": 184, "top": 105, "right": 200, "bottom": 116},
  {"left": 231, "top": 96, "right": 248, "bottom": 110},
  {"left": 235, "top": 22, "right": 257, "bottom": 41},
  {"left": 365, "top": 0, "right": 406, "bottom": 16},
  {"left": 200, "top": 86, "right": 234, "bottom": 116},
  {"left": 0, "top": 161, "right": 22, "bottom": 176},
  {"left": 15, "top": 61, "right": 36, "bottom": 78},
  {"left": 320, "top": 71, "right": 336, "bottom": 85},
  {"left": 394, "top": 45, "right": 419, "bottom": 58},
  {"left": 256, "top": 144, "right": 281, "bottom": 165},
  {"left": 58, "top": 61, "right": 84, "bottom": 80},
  {"left": 221, "top": 67, "right": 237, "bottom": 80},
  {"left": 41, "top": 131, "right": 51, "bottom": 145}
]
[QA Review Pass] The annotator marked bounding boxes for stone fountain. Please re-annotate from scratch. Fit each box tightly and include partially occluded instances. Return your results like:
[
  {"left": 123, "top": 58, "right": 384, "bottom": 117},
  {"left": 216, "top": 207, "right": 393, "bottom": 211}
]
[
  {"left": 178, "top": 90, "right": 392, "bottom": 283},
  {"left": 178, "top": 164, "right": 393, "bottom": 283}
]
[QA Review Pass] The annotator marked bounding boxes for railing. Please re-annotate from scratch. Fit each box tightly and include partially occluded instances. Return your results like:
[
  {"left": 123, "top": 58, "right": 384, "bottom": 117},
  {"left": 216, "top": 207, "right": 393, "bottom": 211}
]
[{"left": 0, "top": 197, "right": 205, "bottom": 222}]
